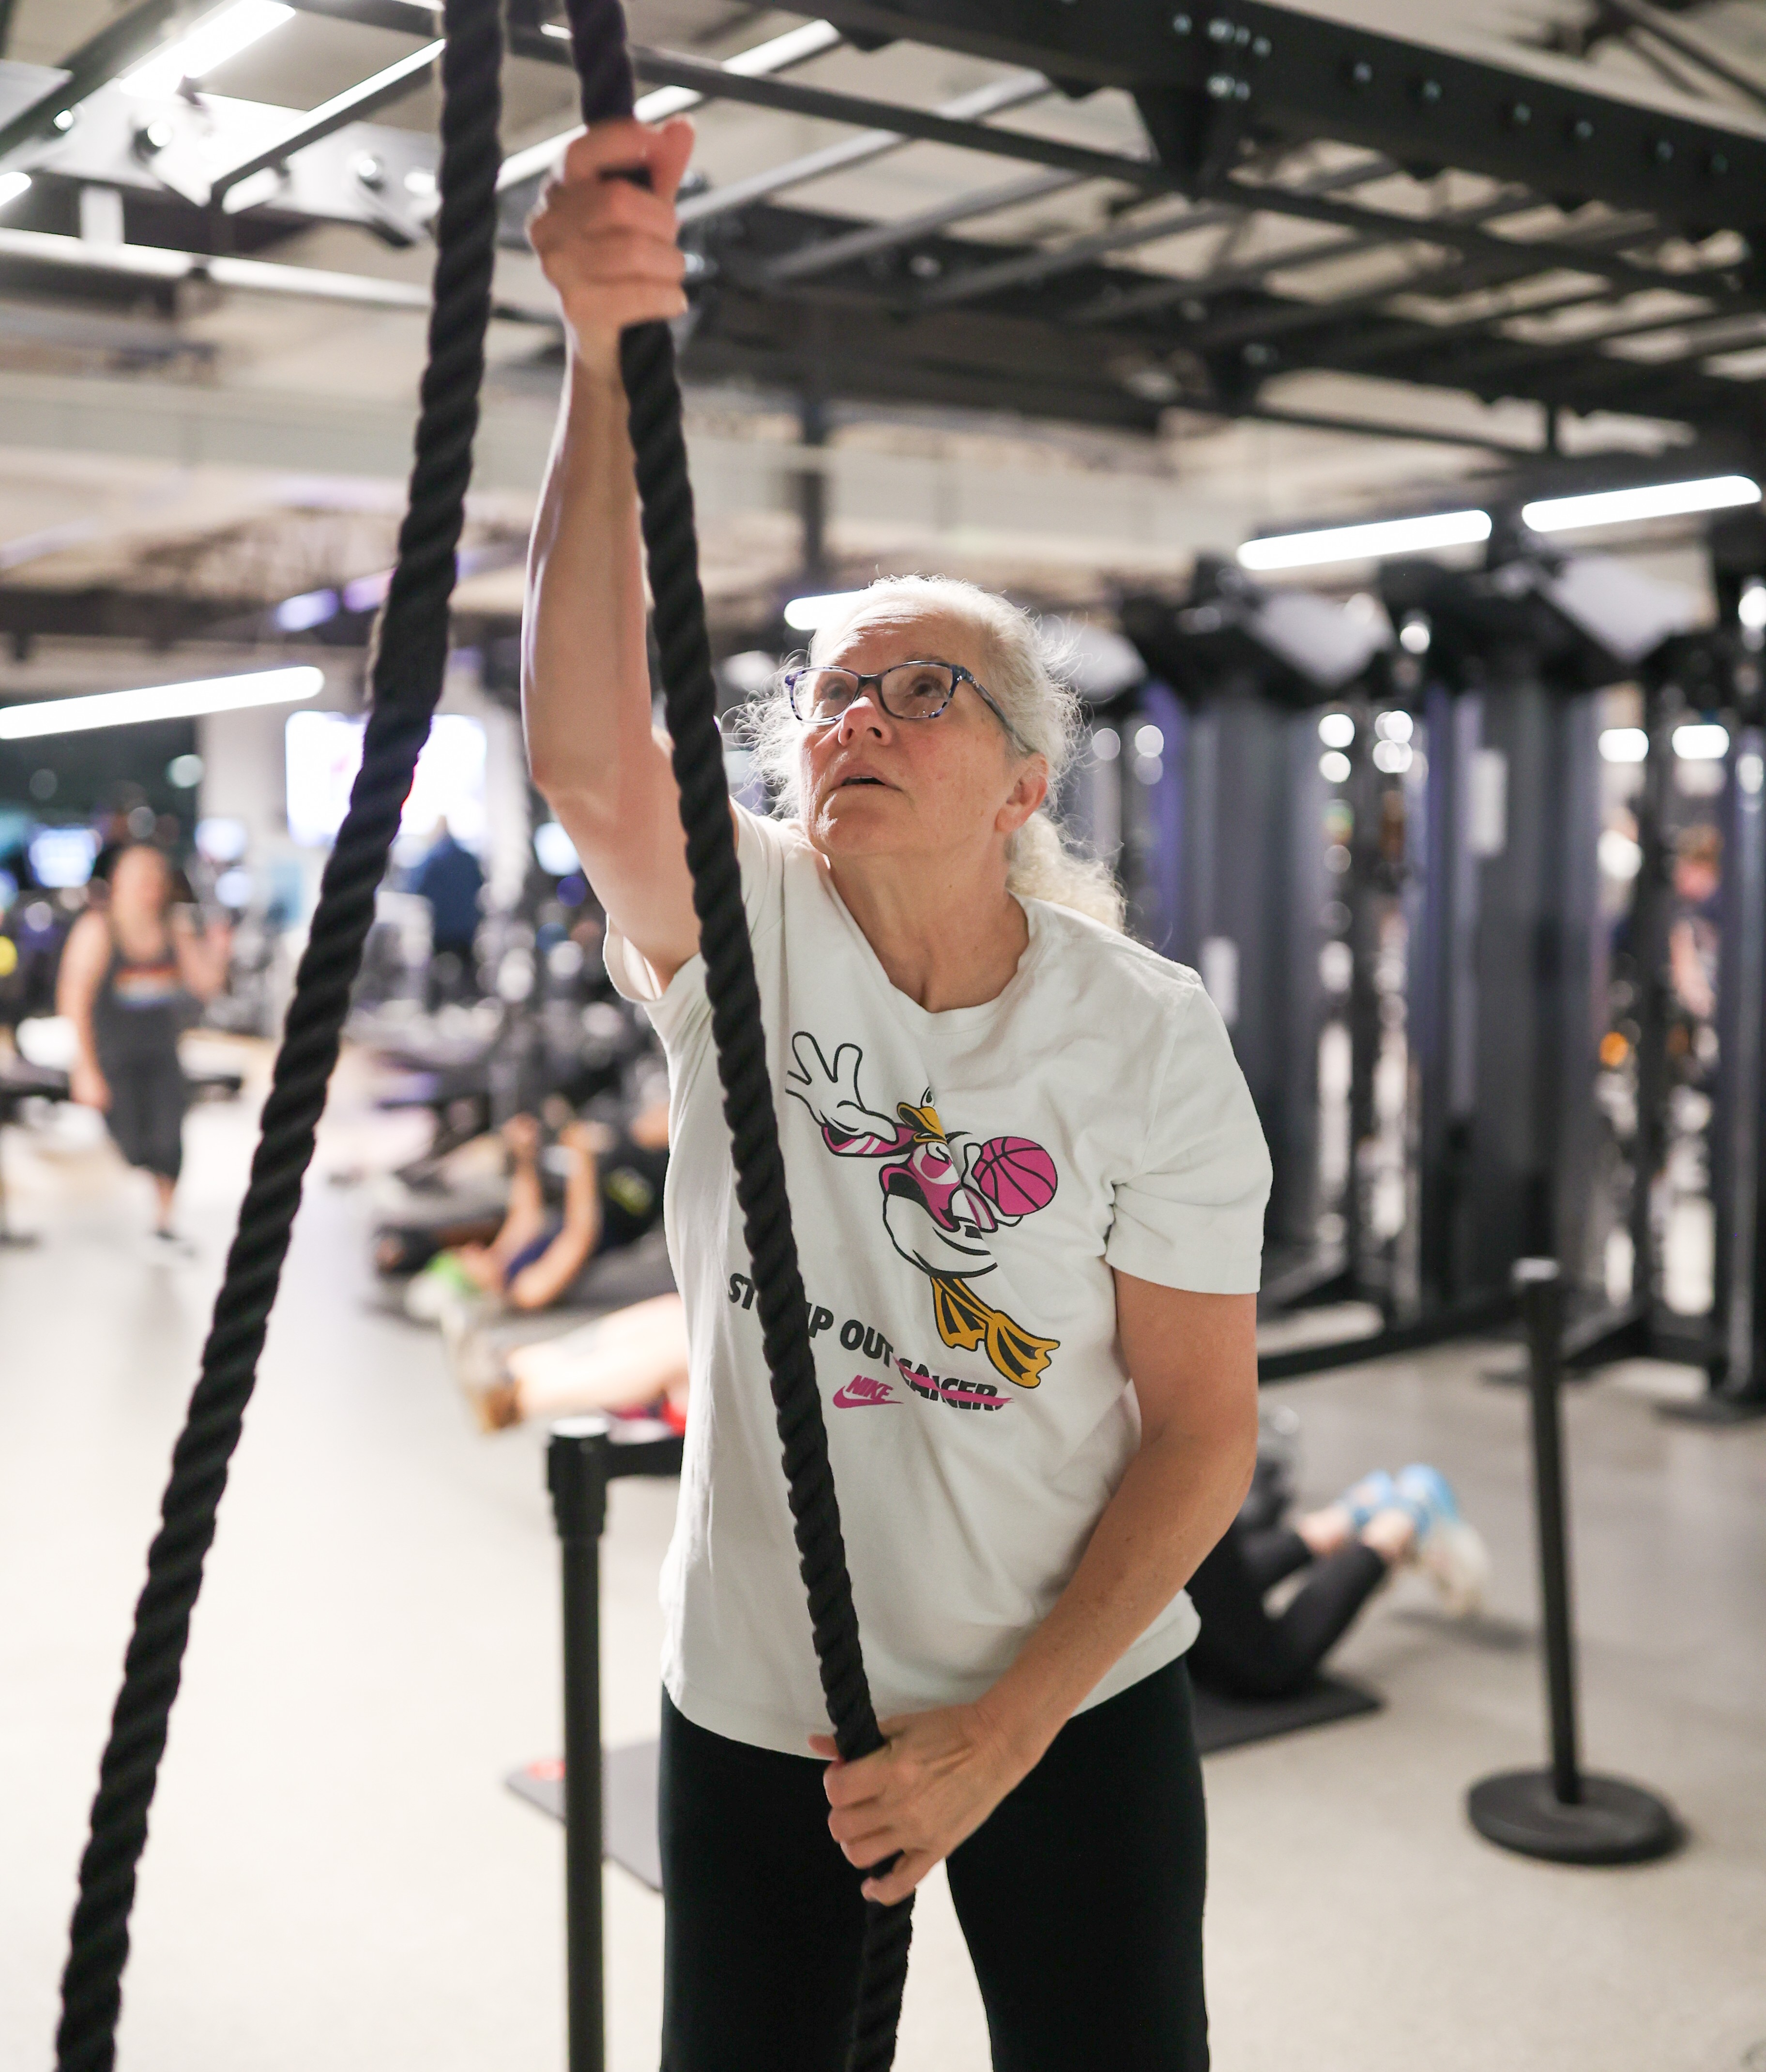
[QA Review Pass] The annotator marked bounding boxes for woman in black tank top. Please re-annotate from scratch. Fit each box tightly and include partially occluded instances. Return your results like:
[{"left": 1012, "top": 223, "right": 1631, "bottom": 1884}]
[{"left": 58, "top": 844, "right": 231, "bottom": 1250}]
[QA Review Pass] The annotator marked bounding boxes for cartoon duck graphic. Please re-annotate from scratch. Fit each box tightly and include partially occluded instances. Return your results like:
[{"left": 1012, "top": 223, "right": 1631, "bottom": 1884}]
[{"left": 785, "top": 1034, "right": 1061, "bottom": 1387}]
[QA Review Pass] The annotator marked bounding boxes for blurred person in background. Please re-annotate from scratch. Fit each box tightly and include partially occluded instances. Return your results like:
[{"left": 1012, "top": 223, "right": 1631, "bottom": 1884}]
[
  {"left": 397, "top": 1100, "right": 669, "bottom": 1317},
  {"left": 58, "top": 844, "right": 230, "bottom": 1255},
  {"left": 1668, "top": 822, "right": 1720, "bottom": 1033},
  {"left": 410, "top": 817, "right": 484, "bottom": 1008}
]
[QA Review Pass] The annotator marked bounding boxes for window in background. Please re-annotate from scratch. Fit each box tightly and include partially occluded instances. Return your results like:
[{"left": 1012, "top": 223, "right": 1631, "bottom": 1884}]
[
  {"left": 285, "top": 712, "right": 487, "bottom": 854},
  {"left": 27, "top": 826, "right": 100, "bottom": 888}
]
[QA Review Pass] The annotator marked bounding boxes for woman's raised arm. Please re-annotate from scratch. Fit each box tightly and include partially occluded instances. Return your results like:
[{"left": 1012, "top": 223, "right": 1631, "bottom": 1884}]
[
  {"left": 171, "top": 907, "right": 231, "bottom": 1001},
  {"left": 523, "top": 116, "right": 701, "bottom": 987}
]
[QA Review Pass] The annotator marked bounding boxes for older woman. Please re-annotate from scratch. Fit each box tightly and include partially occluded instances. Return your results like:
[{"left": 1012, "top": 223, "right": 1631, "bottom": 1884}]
[{"left": 525, "top": 117, "right": 1271, "bottom": 2072}]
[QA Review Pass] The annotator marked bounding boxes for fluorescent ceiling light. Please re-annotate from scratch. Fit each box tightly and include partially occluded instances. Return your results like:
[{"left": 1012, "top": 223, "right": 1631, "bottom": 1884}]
[
  {"left": 220, "top": 39, "right": 445, "bottom": 213},
  {"left": 533, "top": 821, "right": 580, "bottom": 876},
  {"left": 1598, "top": 727, "right": 1649, "bottom": 763},
  {"left": 121, "top": 0, "right": 294, "bottom": 97},
  {"left": 635, "top": 18, "right": 843, "bottom": 121},
  {"left": 0, "top": 666, "right": 322, "bottom": 740},
  {"left": 500, "top": 18, "right": 841, "bottom": 189},
  {"left": 275, "top": 587, "right": 338, "bottom": 632},
  {"left": 1673, "top": 722, "right": 1729, "bottom": 761},
  {"left": 1237, "top": 509, "right": 1491, "bottom": 572},
  {"left": 1522, "top": 475, "right": 1760, "bottom": 534},
  {"left": 783, "top": 589, "right": 863, "bottom": 631},
  {"left": 0, "top": 172, "right": 29, "bottom": 212}
]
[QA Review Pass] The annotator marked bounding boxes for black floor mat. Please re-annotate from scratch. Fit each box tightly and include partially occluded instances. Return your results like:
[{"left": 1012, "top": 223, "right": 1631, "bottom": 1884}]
[
  {"left": 507, "top": 1741, "right": 662, "bottom": 1890},
  {"left": 507, "top": 1676, "right": 1379, "bottom": 1892},
  {"left": 1191, "top": 1672, "right": 1381, "bottom": 1751}
]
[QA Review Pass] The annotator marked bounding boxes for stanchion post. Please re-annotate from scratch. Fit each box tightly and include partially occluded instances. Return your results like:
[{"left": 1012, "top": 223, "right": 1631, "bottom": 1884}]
[
  {"left": 1465, "top": 1259, "right": 1682, "bottom": 1865},
  {"left": 548, "top": 1417, "right": 611, "bottom": 2072},
  {"left": 1516, "top": 1260, "right": 1581, "bottom": 1803}
]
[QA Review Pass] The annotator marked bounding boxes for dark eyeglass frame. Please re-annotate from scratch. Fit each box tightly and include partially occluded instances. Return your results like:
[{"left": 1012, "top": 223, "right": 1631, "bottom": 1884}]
[{"left": 782, "top": 658, "right": 1026, "bottom": 751}]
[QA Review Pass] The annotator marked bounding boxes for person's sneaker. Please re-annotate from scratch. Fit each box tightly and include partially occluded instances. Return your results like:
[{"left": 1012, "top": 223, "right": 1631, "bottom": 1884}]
[
  {"left": 468, "top": 1375, "right": 521, "bottom": 1433},
  {"left": 141, "top": 1228, "right": 197, "bottom": 1263},
  {"left": 1335, "top": 1469, "right": 1398, "bottom": 1530},
  {"left": 404, "top": 1252, "right": 481, "bottom": 1323},
  {"left": 1395, "top": 1464, "right": 1490, "bottom": 1615}
]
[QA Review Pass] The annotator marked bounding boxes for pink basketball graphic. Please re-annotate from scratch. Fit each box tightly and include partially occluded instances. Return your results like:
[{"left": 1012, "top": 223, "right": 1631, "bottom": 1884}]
[{"left": 970, "top": 1135, "right": 1058, "bottom": 1217}]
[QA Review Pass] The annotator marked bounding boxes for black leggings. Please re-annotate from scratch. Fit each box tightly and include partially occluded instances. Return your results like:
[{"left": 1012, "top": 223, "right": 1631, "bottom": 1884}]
[
  {"left": 1186, "top": 1522, "right": 1386, "bottom": 1702},
  {"left": 658, "top": 1661, "right": 1209, "bottom": 2072},
  {"left": 100, "top": 1049, "right": 186, "bottom": 1183}
]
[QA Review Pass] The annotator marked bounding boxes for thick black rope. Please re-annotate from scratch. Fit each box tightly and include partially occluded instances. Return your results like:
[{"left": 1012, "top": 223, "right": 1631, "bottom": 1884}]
[
  {"left": 562, "top": 6, "right": 913, "bottom": 2064},
  {"left": 51, "top": 3, "right": 503, "bottom": 2064}
]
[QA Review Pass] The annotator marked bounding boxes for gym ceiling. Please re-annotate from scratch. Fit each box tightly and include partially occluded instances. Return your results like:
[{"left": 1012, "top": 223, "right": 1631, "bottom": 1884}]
[{"left": 0, "top": 0, "right": 1764, "bottom": 649}]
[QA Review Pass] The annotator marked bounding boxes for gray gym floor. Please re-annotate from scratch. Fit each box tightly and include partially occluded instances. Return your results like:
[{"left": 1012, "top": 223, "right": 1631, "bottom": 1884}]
[{"left": 4, "top": 1061, "right": 1764, "bottom": 2072}]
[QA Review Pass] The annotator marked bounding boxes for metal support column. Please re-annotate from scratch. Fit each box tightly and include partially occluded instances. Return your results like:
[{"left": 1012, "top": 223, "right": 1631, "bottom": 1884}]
[{"left": 1665, "top": 723, "right": 1766, "bottom": 1422}]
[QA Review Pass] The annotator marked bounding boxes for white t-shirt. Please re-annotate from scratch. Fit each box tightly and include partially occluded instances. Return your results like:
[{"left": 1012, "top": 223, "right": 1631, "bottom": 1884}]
[{"left": 608, "top": 806, "right": 1271, "bottom": 1756}]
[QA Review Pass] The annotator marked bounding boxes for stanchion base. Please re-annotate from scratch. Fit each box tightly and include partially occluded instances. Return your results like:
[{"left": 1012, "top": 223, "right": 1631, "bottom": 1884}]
[
  {"left": 1657, "top": 1392, "right": 1766, "bottom": 1428},
  {"left": 1467, "top": 1768, "right": 1681, "bottom": 1865}
]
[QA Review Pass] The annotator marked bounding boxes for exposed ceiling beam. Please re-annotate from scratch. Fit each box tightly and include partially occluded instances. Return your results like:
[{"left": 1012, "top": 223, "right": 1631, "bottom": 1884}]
[
  {"left": 758, "top": 168, "right": 1081, "bottom": 284},
  {"left": 1218, "top": 175, "right": 1751, "bottom": 307},
  {"left": 1238, "top": 401, "right": 1539, "bottom": 455},
  {"left": 808, "top": 0, "right": 1766, "bottom": 230},
  {"left": 0, "top": 224, "right": 556, "bottom": 323},
  {"left": 1599, "top": 0, "right": 1766, "bottom": 118},
  {"left": 287, "top": 0, "right": 440, "bottom": 37},
  {"left": 212, "top": 37, "right": 444, "bottom": 203},
  {"left": 1612, "top": 19, "right": 1730, "bottom": 107},
  {"left": 1279, "top": 293, "right": 1626, "bottom": 398},
  {"left": 674, "top": 70, "right": 1052, "bottom": 228},
  {"left": 1426, "top": 301, "right": 1766, "bottom": 392},
  {"left": 495, "top": 17, "right": 845, "bottom": 193},
  {"left": 526, "top": 36, "right": 1758, "bottom": 319},
  {"left": 0, "top": 0, "right": 195, "bottom": 165},
  {"left": 0, "top": 586, "right": 279, "bottom": 645},
  {"left": 1070, "top": 184, "right": 1675, "bottom": 333},
  {"left": 914, "top": 156, "right": 1397, "bottom": 317},
  {"left": 1173, "top": 208, "right": 1670, "bottom": 357},
  {"left": 504, "top": 34, "right": 1169, "bottom": 194}
]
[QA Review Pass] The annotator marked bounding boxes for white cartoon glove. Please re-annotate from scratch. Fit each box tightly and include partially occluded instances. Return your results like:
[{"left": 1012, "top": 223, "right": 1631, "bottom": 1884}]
[{"left": 785, "top": 1034, "right": 902, "bottom": 1146}]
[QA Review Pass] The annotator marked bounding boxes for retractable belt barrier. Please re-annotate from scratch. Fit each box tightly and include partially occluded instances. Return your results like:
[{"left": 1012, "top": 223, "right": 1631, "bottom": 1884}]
[
  {"left": 1466, "top": 1259, "right": 1680, "bottom": 1866},
  {"left": 54, "top": 2, "right": 912, "bottom": 2067}
]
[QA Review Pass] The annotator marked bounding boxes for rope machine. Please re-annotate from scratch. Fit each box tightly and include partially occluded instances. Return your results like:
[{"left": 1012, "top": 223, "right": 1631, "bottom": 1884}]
[{"left": 54, "top": 0, "right": 912, "bottom": 2066}]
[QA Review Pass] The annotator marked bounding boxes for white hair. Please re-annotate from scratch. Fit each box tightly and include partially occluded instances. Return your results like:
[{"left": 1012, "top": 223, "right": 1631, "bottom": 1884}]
[{"left": 738, "top": 575, "right": 1124, "bottom": 930}]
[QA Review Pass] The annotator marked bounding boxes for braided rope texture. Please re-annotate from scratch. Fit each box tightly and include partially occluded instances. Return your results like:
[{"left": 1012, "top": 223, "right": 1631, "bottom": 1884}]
[
  {"left": 563, "top": 4, "right": 913, "bottom": 2064},
  {"left": 51, "top": 5, "right": 503, "bottom": 2066}
]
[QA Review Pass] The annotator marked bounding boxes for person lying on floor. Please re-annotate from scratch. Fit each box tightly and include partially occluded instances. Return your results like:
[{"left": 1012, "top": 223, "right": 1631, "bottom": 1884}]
[
  {"left": 1184, "top": 1451, "right": 1489, "bottom": 1702},
  {"left": 402, "top": 1101, "right": 668, "bottom": 1321},
  {"left": 447, "top": 1290, "right": 687, "bottom": 1433}
]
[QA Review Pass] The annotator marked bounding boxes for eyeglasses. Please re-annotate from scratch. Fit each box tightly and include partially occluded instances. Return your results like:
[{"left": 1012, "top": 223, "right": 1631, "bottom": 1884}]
[{"left": 782, "top": 659, "right": 1023, "bottom": 747}]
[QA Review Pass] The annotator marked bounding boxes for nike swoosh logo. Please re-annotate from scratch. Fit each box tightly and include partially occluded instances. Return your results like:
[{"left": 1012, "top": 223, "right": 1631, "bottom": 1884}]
[{"left": 833, "top": 1376, "right": 897, "bottom": 1407}]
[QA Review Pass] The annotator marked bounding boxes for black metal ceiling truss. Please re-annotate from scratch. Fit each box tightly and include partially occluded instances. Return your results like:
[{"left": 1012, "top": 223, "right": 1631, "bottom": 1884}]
[{"left": 2, "top": 0, "right": 1766, "bottom": 468}]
